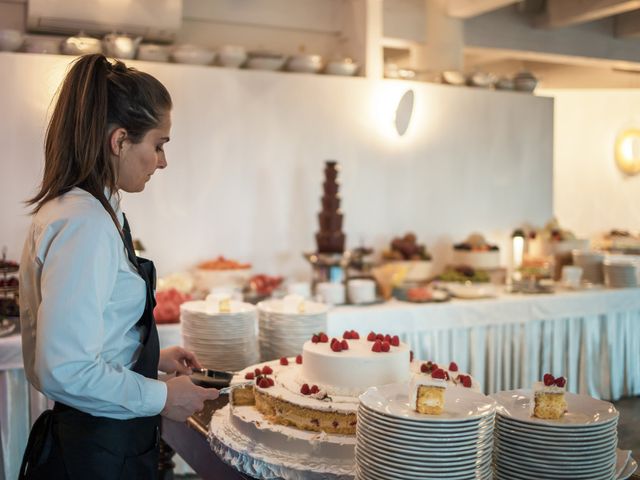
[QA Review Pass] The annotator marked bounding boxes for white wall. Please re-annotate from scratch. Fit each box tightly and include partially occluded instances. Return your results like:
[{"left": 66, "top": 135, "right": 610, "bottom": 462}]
[
  {"left": 0, "top": 52, "right": 553, "bottom": 278},
  {"left": 541, "top": 89, "right": 640, "bottom": 238}
]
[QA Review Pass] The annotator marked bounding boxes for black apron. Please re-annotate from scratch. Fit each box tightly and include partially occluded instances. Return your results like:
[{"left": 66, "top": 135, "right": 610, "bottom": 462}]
[{"left": 19, "top": 213, "right": 162, "bottom": 480}]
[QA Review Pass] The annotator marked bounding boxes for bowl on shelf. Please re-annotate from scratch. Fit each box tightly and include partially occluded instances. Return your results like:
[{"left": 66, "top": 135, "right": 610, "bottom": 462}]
[
  {"left": 217, "top": 45, "right": 247, "bottom": 68},
  {"left": 513, "top": 71, "right": 538, "bottom": 92},
  {"left": 22, "top": 36, "right": 61, "bottom": 55},
  {"left": 61, "top": 33, "right": 102, "bottom": 56},
  {"left": 286, "top": 54, "right": 324, "bottom": 73},
  {"left": 441, "top": 70, "right": 466, "bottom": 86},
  {"left": 137, "top": 44, "right": 170, "bottom": 62},
  {"left": 0, "top": 29, "right": 24, "bottom": 52},
  {"left": 102, "top": 33, "right": 141, "bottom": 59},
  {"left": 171, "top": 44, "right": 216, "bottom": 65},
  {"left": 495, "top": 76, "right": 515, "bottom": 90},
  {"left": 246, "top": 51, "right": 286, "bottom": 71},
  {"left": 325, "top": 58, "right": 358, "bottom": 76}
]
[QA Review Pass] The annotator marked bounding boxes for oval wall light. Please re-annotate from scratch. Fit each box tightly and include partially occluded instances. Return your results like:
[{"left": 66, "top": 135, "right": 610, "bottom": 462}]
[
  {"left": 615, "top": 128, "right": 640, "bottom": 176},
  {"left": 394, "top": 89, "right": 414, "bottom": 136}
]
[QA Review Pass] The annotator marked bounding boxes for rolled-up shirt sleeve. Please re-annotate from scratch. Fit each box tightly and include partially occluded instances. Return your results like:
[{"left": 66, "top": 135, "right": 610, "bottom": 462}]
[{"left": 34, "top": 211, "right": 167, "bottom": 419}]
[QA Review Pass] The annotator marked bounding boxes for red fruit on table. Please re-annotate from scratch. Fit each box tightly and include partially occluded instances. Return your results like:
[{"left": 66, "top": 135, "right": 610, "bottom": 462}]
[
  {"left": 245, "top": 372, "right": 255, "bottom": 380},
  {"left": 420, "top": 363, "right": 429, "bottom": 373},
  {"left": 258, "top": 378, "right": 270, "bottom": 388},
  {"left": 390, "top": 335, "right": 400, "bottom": 347},
  {"left": 311, "top": 334, "right": 320, "bottom": 343},
  {"left": 449, "top": 362, "right": 459, "bottom": 372},
  {"left": 254, "top": 368, "right": 261, "bottom": 376},
  {"left": 310, "top": 385, "right": 319, "bottom": 394},
  {"left": 431, "top": 368, "right": 446, "bottom": 380},
  {"left": 266, "top": 377, "right": 275, "bottom": 387},
  {"left": 340, "top": 339, "right": 349, "bottom": 350},
  {"left": 301, "top": 384, "right": 311, "bottom": 395},
  {"left": 376, "top": 333, "right": 384, "bottom": 341},
  {"left": 350, "top": 330, "right": 359, "bottom": 339},
  {"left": 381, "top": 341, "right": 390, "bottom": 352},
  {"left": 372, "top": 340, "right": 382, "bottom": 352},
  {"left": 319, "top": 333, "right": 329, "bottom": 343},
  {"left": 410, "top": 351, "right": 414, "bottom": 362},
  {"left": 262, "top": 365, "right": 273, "bottom": 375},
  {"left": 343, "top": 330, "right": 351, "bottom": 339},
  {"left": 279, "top": 357, "right": 289, "bottom": 366},
  {"left": 296, "top": 354, "right": 303, "bottom": 364},
  {"left": 554, "top": 376, "right": 566, "bottom": 388},
  {"left": 367, "top": 332, "right": 376, "bottom": 342},
  {"left": 461, "top": 375, "right": 472, "bottom": 388},
  {"left": 384, "top": 334, "right": 391, "bottom": 343},
  {"left": 331, "top": 341, "right": 342, "bottom": 352}
]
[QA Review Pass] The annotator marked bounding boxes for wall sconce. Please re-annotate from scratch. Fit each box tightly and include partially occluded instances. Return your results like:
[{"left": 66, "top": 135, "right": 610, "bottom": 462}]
[
  {"left": 615, "top": 128, "right": 640, "bottom": 176},
  {"left": 511, "top": 228, "right": 525, "bottom": 280},
  {"left": 394, "top": 89, "right": 414, "bottom": 136}
]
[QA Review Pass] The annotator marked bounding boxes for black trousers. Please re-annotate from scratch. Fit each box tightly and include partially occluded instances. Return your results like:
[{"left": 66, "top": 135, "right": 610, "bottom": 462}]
[{"left": 22, "top": 404, "right": 160, "bottom": 480}]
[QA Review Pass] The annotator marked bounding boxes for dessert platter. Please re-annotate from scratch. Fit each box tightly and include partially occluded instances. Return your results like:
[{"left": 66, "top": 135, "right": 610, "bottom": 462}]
[
  {"left": 207, "top": 330, "right": 479, "bottom": 479},
  {"left": 452, "top": 233, "right": 501, "bottom": 271},
  {"left": 491, "top": 373, "right": 622, "bottom": 479},
  {"left": 382, "top": 232, "right": 433, "bottom": 283}
]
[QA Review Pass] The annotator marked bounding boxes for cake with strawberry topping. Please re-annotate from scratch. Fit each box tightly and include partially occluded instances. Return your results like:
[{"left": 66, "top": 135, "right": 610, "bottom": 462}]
[
  {"left": 229, "top": 330, "right": 410, "bottom": 436},
  {"left": 532, "top": 373, "right": 567, "bottom": 420},
  {"left": 411, "top": 360, "right": 481, "bottom": 392}
]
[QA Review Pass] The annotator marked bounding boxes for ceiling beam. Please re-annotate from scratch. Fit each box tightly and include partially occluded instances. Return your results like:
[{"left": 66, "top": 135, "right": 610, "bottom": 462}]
[
  {"left": 615, "top": 9, "right": 640, "bottom": 37},
  {"left": 536, "top": 0, "right": 640, "bottom": 28},
  {"left": 447, "top": 0, "right": 521, "bottom": 18}
]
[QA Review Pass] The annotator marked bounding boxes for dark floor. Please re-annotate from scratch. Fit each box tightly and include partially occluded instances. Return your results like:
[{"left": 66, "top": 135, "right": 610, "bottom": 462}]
[
  {"left": 615, "top": 396, "right": 640, "bottom": 454},
  {"left": 176, "top": 396, "right": 640, "bottom": 479}
]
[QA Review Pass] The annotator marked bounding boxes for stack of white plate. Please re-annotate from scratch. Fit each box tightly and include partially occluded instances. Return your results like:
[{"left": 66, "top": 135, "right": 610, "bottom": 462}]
[
  {"left": 491, "top": 389, "right": 619, "bottom": 480},
  {"left": 603, "top": 260, "right": 638, "bottom": 288},
  {"left": 180, "top": 300, "right": 259, "bottom": 371},
  {"left": 572, "top": 250, "right": 605, "bottom": 284},
  {"left": 356, "top": 383, "right": 496, "bottom": 480},
  {"left": 257, "top": 299, "right": 328, "bottom": 361}
]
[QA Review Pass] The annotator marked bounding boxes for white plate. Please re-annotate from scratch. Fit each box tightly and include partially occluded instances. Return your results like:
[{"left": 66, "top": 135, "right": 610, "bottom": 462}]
[
  {"left": 445, "top": 282, "right": 499, "bottom": 299},
  {"left": 357, "top": 422, "right": 493, "bottom": 452},
  {"left": 358, "top": 411, "right": 494, "bottom": 438},
  {"left": 356, "top": 445, "right": 491, "bottom": 477},
  {"left": 495, "top": 442, "right": 617, "bottom": 467},
  {"left": 357, "top": 437, "right": 492, "bottom": 466},
  {"left": 359, "top": 403, "right": 494, "bottom": 430},
  {"left": 497, "top": 412, "right": 618, "bottom": 432},
  {"left": 619, "top": 455, "right": 638, "bottom": 479},
  {"left": 495, "top": 430, "right": 618, "bottom": 450},
  {"left": 360, "top": 382, "right": 496, "bottom": 422},
  {"left": 491, "top": 389, "right": 618, "bottom": 427}
]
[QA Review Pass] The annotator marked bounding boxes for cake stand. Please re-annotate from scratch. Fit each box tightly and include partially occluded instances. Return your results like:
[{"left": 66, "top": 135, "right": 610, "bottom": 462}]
[{"left": 208, "top": 405, "right": 355, "bottom": 480}]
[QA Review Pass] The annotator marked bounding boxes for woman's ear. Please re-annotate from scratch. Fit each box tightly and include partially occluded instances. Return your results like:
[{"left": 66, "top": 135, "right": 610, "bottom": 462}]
[{"left": 109, "top": 127, "right": 128, "bottom": 156}]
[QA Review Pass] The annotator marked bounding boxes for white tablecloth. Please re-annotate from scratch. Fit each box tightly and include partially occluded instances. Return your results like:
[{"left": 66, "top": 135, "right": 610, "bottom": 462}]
[{"left": 2, "top": 287, "right": 639, "bottom": 479}]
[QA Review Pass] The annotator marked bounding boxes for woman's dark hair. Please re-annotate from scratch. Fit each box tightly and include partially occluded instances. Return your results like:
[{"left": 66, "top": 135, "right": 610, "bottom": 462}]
[{"left": 27, "top": 54, "right": 172, "bottom": 223}]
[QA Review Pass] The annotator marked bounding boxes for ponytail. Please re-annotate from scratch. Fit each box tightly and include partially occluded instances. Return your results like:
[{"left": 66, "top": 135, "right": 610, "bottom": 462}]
[{"left": 27, "top": 54, "right": 172, "bottom": 219}]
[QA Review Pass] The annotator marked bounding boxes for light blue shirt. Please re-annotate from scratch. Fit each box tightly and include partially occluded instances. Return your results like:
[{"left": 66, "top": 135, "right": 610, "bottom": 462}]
[{"left": 19, "top": 188, "right": 167, "bottom": 419}]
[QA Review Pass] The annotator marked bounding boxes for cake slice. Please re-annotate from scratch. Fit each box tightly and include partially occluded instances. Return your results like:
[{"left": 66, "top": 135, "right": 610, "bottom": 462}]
[
  {"left": 410, "top": 370, "right": 448, "bottom": 415},
  {"left": 532, "top": 373, "right": 567, "bottom": 420}
]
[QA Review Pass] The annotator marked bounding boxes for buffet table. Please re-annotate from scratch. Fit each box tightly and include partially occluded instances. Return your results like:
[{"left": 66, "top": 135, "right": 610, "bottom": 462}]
[
  {"left": 2, "top": 287, "right": 640, "bottom": 479},
  {"left": 159, "top": 286, "right": 640, "bottom": 400}
]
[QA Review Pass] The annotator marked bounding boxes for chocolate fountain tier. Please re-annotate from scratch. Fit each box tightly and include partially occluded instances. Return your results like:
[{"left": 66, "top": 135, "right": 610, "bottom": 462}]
[
  {"left": 318, "top": 212, "right": 343, "bottom": 231},
  {"left": 315, "top": 232, "right": 346, "bottom": 254},
  {"left": 321, "top": 196, "right": 340, "bottom": 211},
  {"left": 322, "top": 180, "right": 340, "bottom": 196}
]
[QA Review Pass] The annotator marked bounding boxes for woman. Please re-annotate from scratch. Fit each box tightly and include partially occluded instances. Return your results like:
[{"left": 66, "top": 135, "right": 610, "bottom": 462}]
[{"left": 18, "top": 54, "right": 218, "bottom": 479}]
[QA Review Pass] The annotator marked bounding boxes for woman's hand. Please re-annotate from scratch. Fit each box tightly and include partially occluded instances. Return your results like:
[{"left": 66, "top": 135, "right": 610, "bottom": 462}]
[
  {"left": 161, "top": 375, "right": 219, "bottom": 421},
  {"left": 159, "top": 346, "right": 202, "bottom": 375}
]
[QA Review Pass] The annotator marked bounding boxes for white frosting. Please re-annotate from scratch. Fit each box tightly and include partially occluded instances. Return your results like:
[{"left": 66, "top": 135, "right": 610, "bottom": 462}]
[
  {"left": 409, "top": 374, "right": 447, "bottom": 410},
  {"left": 452, "top": 249, "right": 501, "bottom": 270},
  {"left": 532, "top": 381, "right": 566, "bottom": 395},
  {"left": 229, "top": 405, "right": 355, "bottom": 460},
  {"left": 409, "top": 361, "right": 481, "bottom": 393},
  {"left": 302, "top": 338, "right": 410, "bottom": 395}
]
